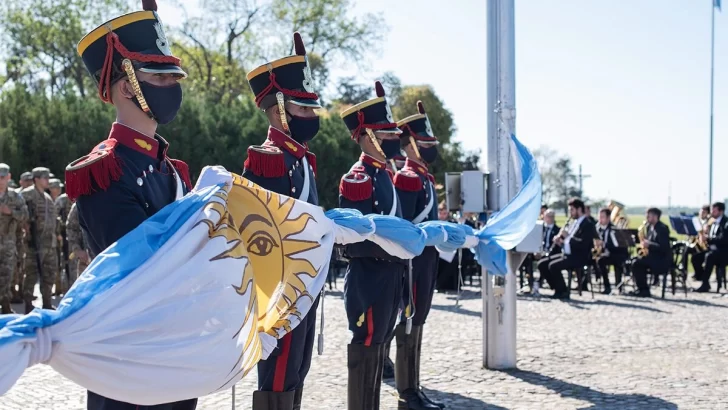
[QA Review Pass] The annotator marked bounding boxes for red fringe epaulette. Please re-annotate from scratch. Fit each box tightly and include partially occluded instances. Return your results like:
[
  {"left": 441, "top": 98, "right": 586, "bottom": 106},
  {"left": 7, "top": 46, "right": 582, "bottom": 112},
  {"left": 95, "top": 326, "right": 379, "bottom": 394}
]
[
  {"left": 394, "top": 169, "right": 423, "bottom": 192},
  {"left": 339, "top": 171, "right": 372, "bottom": 201},
  {"left": 169, "top": 159, "right": 193, "bottom": 190},
  {"left": 65, "top": 139, "right": 123, "bottom": 200},
  {"left": 244, "top": 145, "right": 285, "bottom": 178},
  {"left": 306, "top": 151, "right": 317, "bottom": 176},
  {"left": 428, "top": 173, "right": 436, "bottom": 184}
]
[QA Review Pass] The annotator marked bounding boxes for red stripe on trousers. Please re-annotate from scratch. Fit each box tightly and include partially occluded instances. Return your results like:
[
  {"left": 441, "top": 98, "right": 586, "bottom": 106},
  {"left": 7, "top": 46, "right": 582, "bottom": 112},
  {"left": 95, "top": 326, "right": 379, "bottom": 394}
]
[
  {"left": 273, "top": 332, "right": 293, "bottom": 392},
  {"left": 364, "top": 306, "right": 374, "bottom": 346}
]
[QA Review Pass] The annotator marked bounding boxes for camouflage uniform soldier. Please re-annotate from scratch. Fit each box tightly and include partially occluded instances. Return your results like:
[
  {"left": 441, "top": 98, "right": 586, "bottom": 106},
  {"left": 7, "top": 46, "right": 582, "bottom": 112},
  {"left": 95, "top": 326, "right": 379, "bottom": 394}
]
[
  {"left": 65, "top": 202, "right": 90, "bottom": 287},
  {"left": 11, "top": 172, "right": 33, "bottom": 303},
  {"left": 0, "top": 163, "right": 29, "bottom": 314},
  {"left": 20, "top": 167, "right": 58, "bottom": 313},
  {"left": 51, "top": 178, "right": 69, "bottom": 295}
]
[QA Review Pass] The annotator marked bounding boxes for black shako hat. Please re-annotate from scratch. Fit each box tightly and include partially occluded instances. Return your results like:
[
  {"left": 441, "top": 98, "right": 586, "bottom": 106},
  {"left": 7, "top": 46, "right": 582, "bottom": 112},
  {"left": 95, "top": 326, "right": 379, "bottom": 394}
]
[
  {"left": 340, "top": 81, "right": 401, "bottom": 141},
  {"left": 77, "top": 0, "right": 186, "bottom": 103},
  {"left": 397, "top": 101, "right": 438, "bottom": 143},
  {"left": 247, "top": 32, "right": 321, "bottom": 110}
]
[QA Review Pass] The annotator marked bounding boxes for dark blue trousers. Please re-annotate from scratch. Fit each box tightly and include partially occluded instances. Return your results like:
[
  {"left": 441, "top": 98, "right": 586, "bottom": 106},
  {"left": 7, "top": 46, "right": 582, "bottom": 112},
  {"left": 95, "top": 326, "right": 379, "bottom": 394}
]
[
  {"left": 345, "top": 258, "right": 405, "bottom": 345},
  {"left": 257, "top": 296, "right": 320, "bottom": 392},
  {"left": 87, "top": 392, "right": 197, "bottom": 410},
  {"left": 401, "top": 246, "right": 439, "bottom": 326}
]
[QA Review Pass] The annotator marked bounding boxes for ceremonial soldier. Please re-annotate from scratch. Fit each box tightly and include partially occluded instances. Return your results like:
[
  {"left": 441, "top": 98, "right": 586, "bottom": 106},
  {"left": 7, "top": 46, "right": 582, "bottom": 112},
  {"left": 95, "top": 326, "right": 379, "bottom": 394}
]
[
  {"left": 392, "top": 101, "right": 443, "bottom": 410},
  {"left": 243, "top": 32, "right": 321, "bottom": 410},
  {"left": 66, "top": 202, "right": 90, "bottom": 287},
  {"left": 0, "top": 163, "right": 28, "bottom": 314},
  {"left": 20, "top": 167, "right": 58, "bottom": 313},
  {"left": 66, "top": 1, "right": 195, "bottom": 409},
  {"left": 339, "top": 81, "right": 406, "bottom": 410}
]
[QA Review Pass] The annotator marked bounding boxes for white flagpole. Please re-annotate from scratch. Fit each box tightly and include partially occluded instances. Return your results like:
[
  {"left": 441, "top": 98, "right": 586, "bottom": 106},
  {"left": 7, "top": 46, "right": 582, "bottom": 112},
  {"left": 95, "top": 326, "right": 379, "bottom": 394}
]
[{"left": 709, "top": 0, "right": 716, "bottom": 204}]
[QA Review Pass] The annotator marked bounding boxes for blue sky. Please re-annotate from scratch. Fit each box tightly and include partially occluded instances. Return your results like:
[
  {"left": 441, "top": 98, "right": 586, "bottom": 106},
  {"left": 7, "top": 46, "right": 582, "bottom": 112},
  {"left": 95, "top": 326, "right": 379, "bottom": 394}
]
[{"left": 165, "top": 0, "right": 727, "bottom": 207}]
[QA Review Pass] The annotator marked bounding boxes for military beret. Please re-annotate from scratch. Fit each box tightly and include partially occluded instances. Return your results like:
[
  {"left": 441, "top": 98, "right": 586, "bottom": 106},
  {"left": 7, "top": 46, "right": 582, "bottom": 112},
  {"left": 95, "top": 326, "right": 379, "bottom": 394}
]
[
  {"left": 0, "top": 163, "right": 9, "bottom": 176},
  {"left": 77, "top": 0, "right": 186, "bottom": 103},
  {"left": 20, "top": 172, "right": 32, "bottom": 181},
  {"left": 49, "top": 178, "right": 64, "bottom": 189},
  {"left": 397, "top": 101, "right": 438, "bottom": 143},
  {"left": 247, "top": 32, "right": 320, "bottom": 110},
  {"left": 32, "top": 167, "right": 50, "bottom": 179},
  {"left": 341, "top": 81, "right": 401, "bottom": 141}
]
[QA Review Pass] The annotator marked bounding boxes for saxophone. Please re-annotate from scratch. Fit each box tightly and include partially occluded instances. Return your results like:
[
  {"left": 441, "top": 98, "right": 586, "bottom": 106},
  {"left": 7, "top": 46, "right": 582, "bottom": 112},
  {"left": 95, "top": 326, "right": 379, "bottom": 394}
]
[
  {"left": 695, "top": 217, "right": 714, "bottom": 252},
  {"left": 636, "top": 220, "right": 649, "bottom": 257}
]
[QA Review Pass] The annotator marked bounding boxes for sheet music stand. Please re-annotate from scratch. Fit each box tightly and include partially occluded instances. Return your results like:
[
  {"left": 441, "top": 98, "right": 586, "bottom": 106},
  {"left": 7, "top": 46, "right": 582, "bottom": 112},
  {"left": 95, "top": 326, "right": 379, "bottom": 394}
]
[
  {"left": 670, "top": 216, "right": 697, "bottom": 236},
  {"left": 613, "top": 229, "right": 635, "bottom": 248}
]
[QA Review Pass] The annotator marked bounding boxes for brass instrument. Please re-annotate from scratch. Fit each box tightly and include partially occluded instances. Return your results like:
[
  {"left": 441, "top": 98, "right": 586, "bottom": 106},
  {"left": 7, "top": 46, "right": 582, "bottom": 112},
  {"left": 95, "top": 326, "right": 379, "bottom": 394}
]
[
  {"left": 550, "top": 217, "right": 572, "bottom": 253},
  {"left": 592, "top": 239, "right": 603, "bottom": 259},
  {"left": 607, "top": 200, "right": 630, "bottom": 229},
  {"left": 695, "top": 217, "right": 714, "bottom": 252},
  {"left": 636, "top": 220, "right": 649, "bottom": 257}
]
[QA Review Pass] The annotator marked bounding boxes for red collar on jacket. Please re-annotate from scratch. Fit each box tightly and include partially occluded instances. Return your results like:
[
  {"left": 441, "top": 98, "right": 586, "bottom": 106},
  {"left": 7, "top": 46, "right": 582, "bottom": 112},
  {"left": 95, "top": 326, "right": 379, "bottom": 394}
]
[
  {"left": 265, "top": 126, "right": 307, "bottom": 159},
  {"left": 109, "top": 123, "right": 169, "bottom": 159},
  {"left": 404, "top": 158, "right": 428, "bottom": 176},
  {"left": 359, "top": 153, "right": 387, "bottom": 169}
]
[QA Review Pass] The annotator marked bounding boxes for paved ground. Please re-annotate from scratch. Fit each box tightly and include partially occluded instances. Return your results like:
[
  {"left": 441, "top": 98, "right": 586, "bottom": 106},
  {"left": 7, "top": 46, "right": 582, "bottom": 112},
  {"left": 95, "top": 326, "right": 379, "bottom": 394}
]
[{"left": 2, "top": 277, "right": 728, "bottom": 410}]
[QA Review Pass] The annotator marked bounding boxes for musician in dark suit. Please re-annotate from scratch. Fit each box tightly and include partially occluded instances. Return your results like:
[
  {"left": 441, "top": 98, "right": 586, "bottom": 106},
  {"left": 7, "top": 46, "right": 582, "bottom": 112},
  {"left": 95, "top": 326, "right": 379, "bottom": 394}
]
[
  {"left": 595, "top": 208, "right": 628, "bottom": 294},
  {"left": 540, "top": 198, "right": 597, "bottom": 299},
  {"left": 630, "top": 208, "right": 671, "bottom": 297},
  {"left": 585, "top": 205, "right": 597, "bottom": 226},
  {"left": 529, "top": 209, "right": 560, "bottom": 290},
  {"left": 693, "top": 202, "right": 728, "bottom": 292}
]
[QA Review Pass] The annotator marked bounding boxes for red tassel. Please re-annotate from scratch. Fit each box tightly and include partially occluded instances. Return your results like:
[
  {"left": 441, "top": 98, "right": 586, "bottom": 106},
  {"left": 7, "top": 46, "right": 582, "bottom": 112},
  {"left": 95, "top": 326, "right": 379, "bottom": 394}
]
[
  {"left": 244, "top": 146, "right": 286, "bottom": 178},
  {"left": 394, "top": 170, "right": 423, "bottom": 192},
  {"left": 339, "top": 172, "right": 372, "bottom": 201},
  {"left": 169, "top": 159, "right": 193, "bottom": 191},
  {"left": 306, "top": 152, "right": 317, "bottom": 177},
  {"left": 65, "top": 146, "right": 123, "bottom": 200}
]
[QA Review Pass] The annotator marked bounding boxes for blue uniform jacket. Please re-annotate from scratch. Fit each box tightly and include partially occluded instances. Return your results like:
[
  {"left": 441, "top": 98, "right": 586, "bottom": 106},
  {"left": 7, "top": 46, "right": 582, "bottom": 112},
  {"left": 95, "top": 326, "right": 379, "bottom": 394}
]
[
  {"left": 394, "top": 158, "right": 437, "bottom": 224},
  {"left": 339, "top": 154, "right": 404, "bottom": 264},
  {"left": 242, "top": 126, "right": 318, "bottom": 206},
  {"left": 67, "top": 123, "right": 192, "bottom": 257}
]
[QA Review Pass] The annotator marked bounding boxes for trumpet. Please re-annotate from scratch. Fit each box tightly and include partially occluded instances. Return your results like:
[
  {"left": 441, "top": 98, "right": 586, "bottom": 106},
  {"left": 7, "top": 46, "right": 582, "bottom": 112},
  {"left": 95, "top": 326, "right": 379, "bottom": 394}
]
[{"left": 636, "top": 220, "right": 649, "bottom": 257}]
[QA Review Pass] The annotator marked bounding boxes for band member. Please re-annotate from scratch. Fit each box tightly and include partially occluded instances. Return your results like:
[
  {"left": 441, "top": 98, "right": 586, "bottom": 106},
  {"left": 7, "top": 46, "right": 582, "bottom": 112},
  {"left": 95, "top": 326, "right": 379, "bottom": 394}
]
[
  {"left": 693, "top": 202, "right": 728, "bottom": 292},
  {"left": 339, "top": 81, "right": 406, "bottom": 410},
  {"left": 393, "top": 101, "right": 443, "bottom": 410},
  {"left": 585, "top": 205, "right": 597, "bottom": 226},
  {"left": 243, "top": 32, "right": 321, "bottom": 410},
  {"left": 630, "top": 208, "right": 671, "bottom": 298},
  {"left": 539, "top": 204, "right": 547, "bottom": 220},
  {"left": 539, "top": 198, "right": 597, "bottom": 299},
  {"left": 689, "top": 204, "right": 713, "bottom": 281},
  {"left": 595, "top": 208, "right": 628, "bottom": 294},
  {"left": 66, "top": 1, "right": 195, "bottom": 409},
  {"left": 530, "top": 209, "right": 561, "bottom": 289}
]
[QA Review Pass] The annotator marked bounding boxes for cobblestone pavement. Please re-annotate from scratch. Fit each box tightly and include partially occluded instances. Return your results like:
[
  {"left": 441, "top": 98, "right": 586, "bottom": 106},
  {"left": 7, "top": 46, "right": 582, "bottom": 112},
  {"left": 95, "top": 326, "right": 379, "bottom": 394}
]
[{"left": 3, "top": 278, "right": 728, "bottom": 409}]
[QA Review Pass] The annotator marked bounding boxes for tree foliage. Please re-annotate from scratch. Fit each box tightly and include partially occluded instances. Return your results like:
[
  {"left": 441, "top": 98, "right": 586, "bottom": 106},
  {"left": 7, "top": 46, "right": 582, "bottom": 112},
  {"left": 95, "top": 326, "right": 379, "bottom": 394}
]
[{"left": 533, "top": 146, "right": 580, "bottom": 214}]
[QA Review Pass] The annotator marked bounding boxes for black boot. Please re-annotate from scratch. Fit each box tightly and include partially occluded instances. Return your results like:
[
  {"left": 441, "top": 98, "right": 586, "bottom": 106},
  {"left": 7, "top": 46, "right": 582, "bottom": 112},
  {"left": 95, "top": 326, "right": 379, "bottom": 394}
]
[
  {"left": 414, "top": 326, "right": 445, "bottom": 409},
  {"left": 347, "top": 343, "right": 382, "bottom": 410},
  {"left": 42, "top": 294, "right": 54, "bottom": 310},
  {"left": 1, "top": 298, "right": 15, "bottom": 314},
  {"left": 293, "top": 388, "right": 302, "bottom": 410},
  {"left": 24, "top": 299, "right": 34, "bottom": 314},
  {"left": 10, "top": 287, "right": 22, "bottom": 304},
  {"left": 395, "top": 324, "right": 438, "bottom": 410},
  {"left": 252, "top": 390, "right": 295, "bottom": 410},
  {"left": 382, "top": 339, "right": 395, "bottom": 380}
]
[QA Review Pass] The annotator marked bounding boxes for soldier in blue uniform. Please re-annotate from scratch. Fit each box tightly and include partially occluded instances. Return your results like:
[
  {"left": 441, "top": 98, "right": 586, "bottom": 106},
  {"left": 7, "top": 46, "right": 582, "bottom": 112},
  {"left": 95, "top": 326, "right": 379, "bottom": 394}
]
[
  {"left": 339, "top": 81, "right": 406, "bottom": 410},
  {"left": 65, "top": 1, "right": 195, "bottom": 409},
  {"left": 243, "top": 32, "right": 321, "bottom": 410},
  {"left": 392, "top": 101, "right": 444, "bottom": 410}
]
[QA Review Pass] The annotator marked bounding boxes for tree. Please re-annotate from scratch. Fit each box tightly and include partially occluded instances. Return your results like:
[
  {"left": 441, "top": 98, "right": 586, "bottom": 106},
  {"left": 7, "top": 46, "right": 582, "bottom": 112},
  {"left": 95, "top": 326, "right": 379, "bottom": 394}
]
[{"left": 0, "top": 0, "right": 131, "bottom": 97}]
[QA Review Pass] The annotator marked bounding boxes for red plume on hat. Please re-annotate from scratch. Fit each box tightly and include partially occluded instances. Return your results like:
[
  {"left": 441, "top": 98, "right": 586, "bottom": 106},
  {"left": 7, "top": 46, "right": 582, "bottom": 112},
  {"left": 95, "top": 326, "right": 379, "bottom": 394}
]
[
  {"left": 293, "top": 32, "right": 307, "bottom": 56},
  {"left": 142, "top": 0, "right": 157, "bottom": 11},
  {"left": 375, "top": 81, "right": 386, "bottom": 98},
  {"left": 417, "top": 100, "right": 426, "bottom": 114}
]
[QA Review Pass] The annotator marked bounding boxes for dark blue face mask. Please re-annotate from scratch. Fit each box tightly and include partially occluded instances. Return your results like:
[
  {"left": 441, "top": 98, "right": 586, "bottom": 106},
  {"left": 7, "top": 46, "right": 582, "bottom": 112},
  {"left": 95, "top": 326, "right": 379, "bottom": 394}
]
[
  {"left": 379, "top": 138, "right": 402, "bottom": 159},
  {"left": 419, "top": 145, "right": 439, "bottom": 164},
  {"left": 132, "top": 81, "right": 183, "bottom": 125},
  {"left": 286, "top": 112, "right": 320, "bottom": 144}
]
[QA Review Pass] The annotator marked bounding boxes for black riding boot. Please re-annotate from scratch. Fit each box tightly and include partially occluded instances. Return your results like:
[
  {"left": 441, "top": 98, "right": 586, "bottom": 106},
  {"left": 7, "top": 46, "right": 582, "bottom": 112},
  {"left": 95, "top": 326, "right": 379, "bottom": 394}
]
[
  {"left": 1, "top": 297, "right": 15, "bottom": 314},
  {"left": 293, "top": 388, "right": 303, "bottom": 410},
  {"left": 395, "top": 324, "right": 439, "bottom": 410},
  {"left": 348, "top": 343, "right": 382, "bottom": 410},
  {"left": 382, "top": 335, "right": 395, "bottom": 380},
  {"left": 414, "top": 326, "right": 445, "bottom": 409},
  {"left": 252, "top": 390, "right": 295, "bottom": 410}
]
